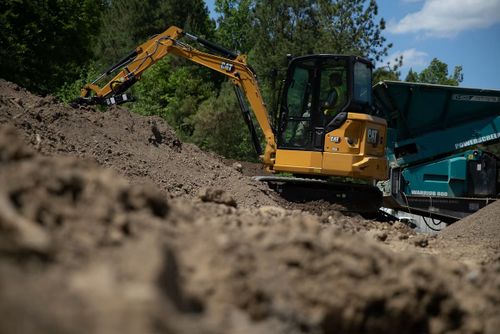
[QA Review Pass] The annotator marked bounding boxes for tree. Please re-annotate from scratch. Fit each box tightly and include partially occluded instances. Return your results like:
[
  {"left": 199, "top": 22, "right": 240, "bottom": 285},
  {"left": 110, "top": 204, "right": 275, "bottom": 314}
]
[
  {"left": 405, "top": 58, "right": 463, "bottom": 86},
  {"left": 131, "top": 56, "right": 215, "bottom": 139},
  {"left": 0, "top": 0, "right": 104, "bottom": 94},
  {"left": 251, "top": 0, "right": 391, "bottom": 67},
  {"left": 373, "top": 54, "right": 403, "bottom": 83},
  {"left": 93, "top": 0, "right": 215, "bottom": 67},
  {"left": 192, "top": 82, "right": 259, "bottom": 160},
  {"left": 316, "top": 0, "right": 392, "bottom": 62},
  {"left": 405, "top": 68, "right": 418, "bottom": 82},
  {"left": 250, "top": 0, "right": 392, "bottom": 109},
  {"left": 373, "top": 67, "right": 400, "bottom": 83},
  {"left": 214, "top": 0, "right": 254, "bottom": 53}
]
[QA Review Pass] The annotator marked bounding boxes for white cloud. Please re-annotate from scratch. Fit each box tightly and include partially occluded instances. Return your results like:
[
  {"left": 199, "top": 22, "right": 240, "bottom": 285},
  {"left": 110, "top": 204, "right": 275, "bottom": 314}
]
[
  {"left": 389, "top": 0, "right": 500, "bottom": 37},
  {"left": 384, "top": 48, "right": 429, "bottom": 70}
]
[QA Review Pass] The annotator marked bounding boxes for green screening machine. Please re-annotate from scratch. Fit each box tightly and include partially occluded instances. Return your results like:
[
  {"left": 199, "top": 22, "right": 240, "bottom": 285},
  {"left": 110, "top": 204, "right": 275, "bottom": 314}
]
[{"left": 372, "top": 81, "right": 500, "bottom": 222}]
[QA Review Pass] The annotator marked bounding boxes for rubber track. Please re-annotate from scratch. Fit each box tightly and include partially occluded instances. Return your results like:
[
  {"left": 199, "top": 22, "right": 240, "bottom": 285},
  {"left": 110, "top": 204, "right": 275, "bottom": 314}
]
[{"left": 254, "top": 176, "right": 382, "bottom": 215}]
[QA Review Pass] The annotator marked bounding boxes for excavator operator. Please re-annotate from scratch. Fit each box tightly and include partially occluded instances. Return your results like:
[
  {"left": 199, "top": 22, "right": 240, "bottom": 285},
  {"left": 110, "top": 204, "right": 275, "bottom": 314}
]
[{"left": 323, "top": 72, "right": 346, "bottom": 118}]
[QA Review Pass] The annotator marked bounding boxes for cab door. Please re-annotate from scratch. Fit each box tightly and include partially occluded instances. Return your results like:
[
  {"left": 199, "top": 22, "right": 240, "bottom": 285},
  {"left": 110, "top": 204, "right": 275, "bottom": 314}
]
[{"left": 279, "top": 64, "right": 315, "bottom": 150}]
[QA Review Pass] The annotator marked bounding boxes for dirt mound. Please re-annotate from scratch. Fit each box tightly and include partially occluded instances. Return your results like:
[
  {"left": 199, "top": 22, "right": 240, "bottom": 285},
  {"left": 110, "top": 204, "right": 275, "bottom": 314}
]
[
  {"left": 434, "top": 200, "right": 500, "bottom": 265},
  {"left": 0, "top": 79, "right": 278, "bottom": 209},
  {"left": 0, "top": 125, "right": 204, "bottom": 334},
  {"left": 172, "top": 203, "right": 500, "bottom": 334},
  {"left": 1, "top": 124, "right": 499, "bottom": 333},
  {"left": 441, "top": 200, "right": 500, "bottom": 242},
  {"left": 0, "top": 126, "right": 169, "bottom": 259}
]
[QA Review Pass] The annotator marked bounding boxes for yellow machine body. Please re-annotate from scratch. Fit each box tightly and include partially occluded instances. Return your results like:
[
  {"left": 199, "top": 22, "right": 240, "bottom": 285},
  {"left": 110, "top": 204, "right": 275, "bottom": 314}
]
[{"left": 274, "top": 113, "right": 387, "bottom": 180}]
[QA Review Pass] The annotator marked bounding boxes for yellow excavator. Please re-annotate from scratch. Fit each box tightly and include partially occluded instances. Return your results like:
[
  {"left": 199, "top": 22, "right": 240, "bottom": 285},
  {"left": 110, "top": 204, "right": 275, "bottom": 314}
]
[{"left": 74, "top": 26, "right": 388, "bottom": 213}]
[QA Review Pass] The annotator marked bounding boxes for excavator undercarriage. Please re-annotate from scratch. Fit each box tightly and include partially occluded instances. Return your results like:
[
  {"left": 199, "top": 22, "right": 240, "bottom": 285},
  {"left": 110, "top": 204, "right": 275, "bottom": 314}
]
[{"left": 255, "top": 176, "right": 382, "bottom": 215}]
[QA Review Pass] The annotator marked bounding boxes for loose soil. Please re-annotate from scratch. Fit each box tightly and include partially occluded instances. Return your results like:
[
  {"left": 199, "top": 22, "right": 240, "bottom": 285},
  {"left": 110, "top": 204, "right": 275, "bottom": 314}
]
[
  {"left": 435, "top": 200, "right": 500, "bottom": 266},
  {"left": 0, "top": 79, "right": 277, "bottom": 208},
  {"left": 0, "top": 79, "right": 499, "bottom": 333}
]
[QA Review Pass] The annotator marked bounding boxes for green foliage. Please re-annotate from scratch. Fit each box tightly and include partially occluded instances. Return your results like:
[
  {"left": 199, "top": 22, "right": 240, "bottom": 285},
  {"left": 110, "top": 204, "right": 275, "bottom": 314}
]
[
  {"left": 373, "top": 67, "right": 400, "bottom": 83},
  {"left": 405, "top": 58, "right": 464, "bottom": 86},
  {"left": 373, "top": 54, "right": 403, "bottom": 83},
  {"left": 405, "top": 68, "right": 418, "bottom": 82},
  {"left": 373, "top": 57, "right": 464, "bottom": 86},
  {"left": 250, "top": 0, "right": 391, "bottom": 64},
  {"left": 55, "top": 63, "right": 102, "bottom": 103},
  {"left": 131, "top": 57, "right": 216, "bottom": 139},
  {"left": 92, "top": 0, "right": 218, "bottom": 141},
  {"left": 214, "top": 0, "right": 254, "bottom": 52},
  {"left": 93, "top": 0, "right": 215, "bottom": 67},
  {"left": 0, "top": 0, "right": 104, "bottom": 94},
  {"left": 192, "top": 82, "right": 259, "bottom": 160},
  {"left": 156, "top": 0, "right": 215, "bottom": 36},
  {"left": 315, "top": 0, "right": 392, "bottom": 62}
]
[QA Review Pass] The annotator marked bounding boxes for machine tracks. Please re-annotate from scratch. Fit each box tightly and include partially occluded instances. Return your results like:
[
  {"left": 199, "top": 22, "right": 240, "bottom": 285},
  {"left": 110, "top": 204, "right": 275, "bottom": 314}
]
[{"left": 254, "top": 176, "right": 382, "bottom": 216}]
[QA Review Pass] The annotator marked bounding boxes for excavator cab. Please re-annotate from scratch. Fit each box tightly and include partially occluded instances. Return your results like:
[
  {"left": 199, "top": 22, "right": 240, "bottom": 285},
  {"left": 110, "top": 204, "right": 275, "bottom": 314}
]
[
  {"left": 278, "top": 55, "right": 372, "bottom": 150},
  {"left": 273, "top": 55, "right": 387, "bottom": 180}
]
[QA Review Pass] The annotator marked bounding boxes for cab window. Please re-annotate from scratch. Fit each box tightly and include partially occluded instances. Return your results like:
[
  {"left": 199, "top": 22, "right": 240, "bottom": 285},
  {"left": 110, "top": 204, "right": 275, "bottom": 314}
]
[
  {"left": 319, "top": 60, "right": 348, "bottom": 118},
  {"left": 353, "top": 62, "right": 372, "bottom": 104}
]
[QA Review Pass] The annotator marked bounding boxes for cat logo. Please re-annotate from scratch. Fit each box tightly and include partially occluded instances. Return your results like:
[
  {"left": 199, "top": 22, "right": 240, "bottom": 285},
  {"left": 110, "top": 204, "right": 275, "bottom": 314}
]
[
  {"left": 367, "top": 128, "right": 378, "bottom": 144},
  {"left": 220, "top": 62, "right": 234, "bottom": 72}
]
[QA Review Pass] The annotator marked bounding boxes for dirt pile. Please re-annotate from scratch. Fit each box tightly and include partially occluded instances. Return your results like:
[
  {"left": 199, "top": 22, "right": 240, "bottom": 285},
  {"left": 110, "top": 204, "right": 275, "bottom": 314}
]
[
  {"left": 1, "top": 80, "right": 500, "bottom": 333},
  {"left": 0, "top": 126, "right": 201, "bottom": 334},
  {"left": 0, "top": 79, "right": 277, "bottom": 208},
  {"left": 440, "top": 200, "right": 500, "bottom": 244},
  {"left": 0, "top": 125, "right": 499, "bottom": 333},
  {"left": 173, "top": 206, "right": 500, "bottom": 333},
  {"left": 0, "top": 126, "right": 169, "bottom": 259},
  {"left": 435, "top": 200, "right": 500, "bottom": 265}
]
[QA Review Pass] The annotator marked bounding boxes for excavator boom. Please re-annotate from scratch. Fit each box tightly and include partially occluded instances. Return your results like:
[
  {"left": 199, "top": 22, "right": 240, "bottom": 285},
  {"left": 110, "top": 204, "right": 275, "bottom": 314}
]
[{"left": 75, "top": 26, "right": 275, "bottom": 167}]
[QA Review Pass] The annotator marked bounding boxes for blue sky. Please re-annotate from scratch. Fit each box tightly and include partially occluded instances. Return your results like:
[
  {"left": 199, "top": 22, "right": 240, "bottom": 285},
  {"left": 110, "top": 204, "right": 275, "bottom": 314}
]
[{"left": 204, "top": 0, "right": 500, "bottom": 89}]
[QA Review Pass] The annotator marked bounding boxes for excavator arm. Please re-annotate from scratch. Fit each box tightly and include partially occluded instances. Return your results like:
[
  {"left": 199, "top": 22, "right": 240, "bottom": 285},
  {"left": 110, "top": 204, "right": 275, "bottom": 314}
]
[{"left": 75, "top": 26, "right": 276, "bottom": 167}]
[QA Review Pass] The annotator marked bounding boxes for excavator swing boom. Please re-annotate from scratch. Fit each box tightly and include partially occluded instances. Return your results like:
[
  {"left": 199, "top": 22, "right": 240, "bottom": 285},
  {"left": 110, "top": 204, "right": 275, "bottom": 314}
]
[{"left": 75, "top": 26, "right": 276, "bottom": 167}]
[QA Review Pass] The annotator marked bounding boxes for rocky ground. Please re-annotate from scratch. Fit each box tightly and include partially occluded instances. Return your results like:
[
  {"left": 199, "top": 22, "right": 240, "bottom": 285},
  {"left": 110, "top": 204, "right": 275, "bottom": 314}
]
[{"left": 0, "top": 79, "right": 499, "bottom": 333}]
